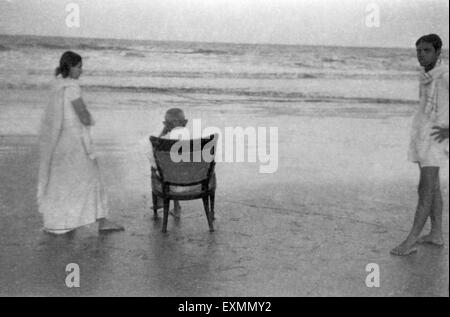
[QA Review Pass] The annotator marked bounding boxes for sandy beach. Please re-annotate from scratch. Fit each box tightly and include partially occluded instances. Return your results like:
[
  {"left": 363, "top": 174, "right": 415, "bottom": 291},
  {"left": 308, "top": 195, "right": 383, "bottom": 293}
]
[
  {"left": 0, "top": 86, "right": 448, "bottom": 297},
  {"left": 1, "top": 0, "right": 449, "bottom": 298}
]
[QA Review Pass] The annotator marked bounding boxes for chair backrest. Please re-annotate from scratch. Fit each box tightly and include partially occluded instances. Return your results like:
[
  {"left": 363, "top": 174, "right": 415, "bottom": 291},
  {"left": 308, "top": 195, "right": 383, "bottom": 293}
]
[{"left": 150, "top": 134, "right": 218, "bottom": 186}]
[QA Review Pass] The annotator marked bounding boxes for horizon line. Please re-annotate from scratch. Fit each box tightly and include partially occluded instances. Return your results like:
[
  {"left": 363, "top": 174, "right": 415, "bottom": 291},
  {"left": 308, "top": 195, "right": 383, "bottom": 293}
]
[{"left": 0, "top": 32, "right": 435, "bottom": 51}]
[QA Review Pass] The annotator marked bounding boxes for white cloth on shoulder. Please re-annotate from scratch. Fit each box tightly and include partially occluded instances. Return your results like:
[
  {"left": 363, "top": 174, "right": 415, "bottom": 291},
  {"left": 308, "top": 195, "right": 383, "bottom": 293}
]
[{"left": 408, "top": 63, "right": 449, "bottom": 167}]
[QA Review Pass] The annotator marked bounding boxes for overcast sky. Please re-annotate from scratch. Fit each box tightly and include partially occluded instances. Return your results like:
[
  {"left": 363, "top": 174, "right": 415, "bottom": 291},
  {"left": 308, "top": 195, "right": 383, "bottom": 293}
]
[{"left": 0, "top": 0, "right": 448, "bottom": 47}]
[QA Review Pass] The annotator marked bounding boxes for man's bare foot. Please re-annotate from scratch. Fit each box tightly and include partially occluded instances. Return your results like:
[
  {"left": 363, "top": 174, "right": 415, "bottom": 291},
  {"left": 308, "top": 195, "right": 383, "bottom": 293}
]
[
  {"left": 169, "top": 207, "right": 181, "bottom": 219},
  {"left": 418, "top": 234, "right": 444, "bottom": 247},
  {"left": 43, "top": 228, "right": 74, "bottom": 236},
  {"left": 98, "top": 219, "right": 125, "bottom": 233},
  {"left": 390, "top": 240, "right": 418, "bottom": 256}
]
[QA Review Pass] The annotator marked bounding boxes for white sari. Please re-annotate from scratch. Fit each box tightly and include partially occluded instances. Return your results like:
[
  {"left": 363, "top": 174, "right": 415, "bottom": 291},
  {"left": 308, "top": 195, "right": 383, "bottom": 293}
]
[{"left": 37, "top": 78, "right": 108, "bottom": 234}]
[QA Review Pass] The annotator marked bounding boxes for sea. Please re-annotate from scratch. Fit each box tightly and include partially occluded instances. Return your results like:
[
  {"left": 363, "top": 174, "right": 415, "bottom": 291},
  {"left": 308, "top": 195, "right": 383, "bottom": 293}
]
[{"left": 0, "top": 34, "right": 449, "bottom": 105}]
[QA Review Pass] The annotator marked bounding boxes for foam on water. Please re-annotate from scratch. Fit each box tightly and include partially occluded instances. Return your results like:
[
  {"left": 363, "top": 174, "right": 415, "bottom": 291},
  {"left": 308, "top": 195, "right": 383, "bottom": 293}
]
[{"left": 0, "top": 34, "right": 448, "bottom": 104}]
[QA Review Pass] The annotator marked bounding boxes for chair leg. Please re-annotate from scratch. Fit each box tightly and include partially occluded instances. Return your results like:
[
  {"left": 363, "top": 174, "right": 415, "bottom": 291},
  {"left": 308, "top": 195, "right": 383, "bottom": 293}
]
[
  {"left": 162, "top": 198, "right": 170, "bottom": 233},
  {"left": 152, "top": 192, "right": 158, "bottom": 219},
  {"left": 210, "top": 191, "right": 215, "bottom": 221},
  {"left": 202, "top": 196, "right": 214, "bottom": 232}
]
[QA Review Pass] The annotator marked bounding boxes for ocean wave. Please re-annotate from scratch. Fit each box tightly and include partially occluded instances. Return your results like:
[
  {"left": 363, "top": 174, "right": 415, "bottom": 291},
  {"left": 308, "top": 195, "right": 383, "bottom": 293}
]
[
  {"left": 177, "top": 48, "right": 240, "bottom": 56},
  {"left": 1, "top": 41, "right": 238, "bottom": 55},
  {"left": 2, "top": 83, "right": 50, "bottom": 90},
  {"left": 31, "top": 42, "right": 68, "bottom": 50},
  {"left": 84, "top": 85, "right": 417, "bottom": 105},
  {"left": 122, "top": 51, "right": 147, "bottom": 58},
  {"left": 1, "top": 81, "right": 417, "bottom": 105},
  {"left": 293, "top": 62, "right": 315, "bottom": 68},
  {"left": 90, "top": 70, "right": 322, "bottom": 80},
  {"left": 75, "top": 43, "right": 133, "bottom": 51},
  {"left": 322, "top": 57, "right": 346, "bottom": 64},
  {"left": 88, "top": 69, "right": 416, "bottom": 81},
  {"left": 2, "top": 41, "right": 134, "bottom": 52}
]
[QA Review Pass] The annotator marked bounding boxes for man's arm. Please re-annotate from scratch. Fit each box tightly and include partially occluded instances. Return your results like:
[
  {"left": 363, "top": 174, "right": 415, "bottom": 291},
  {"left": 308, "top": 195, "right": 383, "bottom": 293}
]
[{"left": 71, "top": 98, "right": 93, "bottom": 126}]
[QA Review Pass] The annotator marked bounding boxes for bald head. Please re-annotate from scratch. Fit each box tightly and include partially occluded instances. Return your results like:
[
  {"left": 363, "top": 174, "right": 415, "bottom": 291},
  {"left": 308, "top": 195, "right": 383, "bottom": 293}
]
[
  {"left": 163, "top": 108, "right": 188, "bottom": 130},
  {"left": 165, "top": 108, "right": 186, "bottom": 122}
]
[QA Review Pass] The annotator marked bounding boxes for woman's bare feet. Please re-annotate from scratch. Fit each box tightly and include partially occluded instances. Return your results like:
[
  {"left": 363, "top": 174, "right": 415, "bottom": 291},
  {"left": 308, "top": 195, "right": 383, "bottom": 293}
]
[
  {"left": 390, "top": 239, "right": 418, "bottom": 256},
  {"left": 98, "top": 218, "right": 124, "bottom": 233},
  {"left": 418, "top": 233, "right": 444, "bottom": 246}
]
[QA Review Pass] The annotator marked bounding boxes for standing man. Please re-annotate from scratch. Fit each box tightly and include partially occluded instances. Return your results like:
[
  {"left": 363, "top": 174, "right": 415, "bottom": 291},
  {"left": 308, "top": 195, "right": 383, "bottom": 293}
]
[{"left": 391, "top": 34, "right": 449, "bottom": 256}]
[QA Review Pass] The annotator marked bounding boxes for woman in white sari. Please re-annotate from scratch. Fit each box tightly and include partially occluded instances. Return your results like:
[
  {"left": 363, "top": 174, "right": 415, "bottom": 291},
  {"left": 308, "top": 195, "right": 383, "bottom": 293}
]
[{"left": 37, "top": 51, "right": 123, "bottom": 235}]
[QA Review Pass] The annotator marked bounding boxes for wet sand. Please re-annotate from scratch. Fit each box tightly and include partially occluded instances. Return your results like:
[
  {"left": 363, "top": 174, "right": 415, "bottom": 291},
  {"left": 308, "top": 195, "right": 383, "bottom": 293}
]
[{"left": 0, "top": 89, "right": 448, "bottom": 296}]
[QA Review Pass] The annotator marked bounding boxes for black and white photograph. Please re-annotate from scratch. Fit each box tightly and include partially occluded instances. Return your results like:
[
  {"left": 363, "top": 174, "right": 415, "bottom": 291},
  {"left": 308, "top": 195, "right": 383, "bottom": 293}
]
[{"left": 0, "top": 0, "right": 448, "bottom": 299}]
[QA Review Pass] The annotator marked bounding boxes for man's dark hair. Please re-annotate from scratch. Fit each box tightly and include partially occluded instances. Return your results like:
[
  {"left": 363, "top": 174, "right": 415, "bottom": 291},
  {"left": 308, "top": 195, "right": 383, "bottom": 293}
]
[{"left": 416, "top": 34, "right": 443, "bottom": 52}]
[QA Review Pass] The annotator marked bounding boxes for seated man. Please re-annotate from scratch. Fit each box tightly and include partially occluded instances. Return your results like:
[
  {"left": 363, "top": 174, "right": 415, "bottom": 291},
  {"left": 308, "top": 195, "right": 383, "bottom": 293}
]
[{"left": 146, "top": 108, "right": 191, "bottom": 218}]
